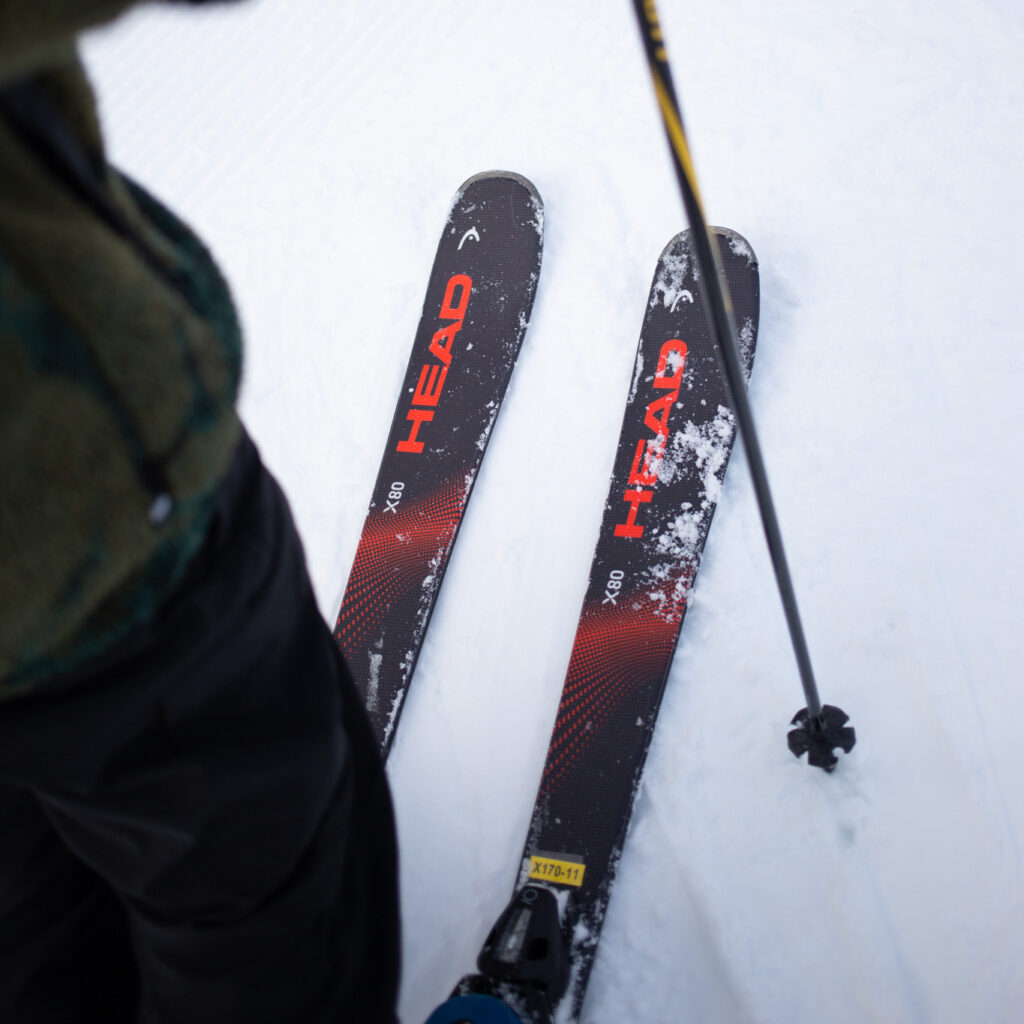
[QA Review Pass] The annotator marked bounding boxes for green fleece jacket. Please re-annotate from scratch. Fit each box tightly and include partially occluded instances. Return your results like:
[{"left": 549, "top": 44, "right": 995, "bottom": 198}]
[{"left": 0, "top": 2, "right": 244, "bottom": 698}]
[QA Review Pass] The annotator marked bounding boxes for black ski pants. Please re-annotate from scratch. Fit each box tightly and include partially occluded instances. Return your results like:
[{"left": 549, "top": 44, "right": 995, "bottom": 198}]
[{"left": 0, "top": 434, "right": 400, "bottom": 1023}]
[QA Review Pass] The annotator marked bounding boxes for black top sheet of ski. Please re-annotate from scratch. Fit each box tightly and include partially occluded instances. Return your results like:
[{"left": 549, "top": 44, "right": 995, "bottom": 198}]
[
  {"left": 335, "top": 172, "right": 543, "bottom": 756},
  {"left": 447, "top": 227, "right": 759, "bottom": 1024}
]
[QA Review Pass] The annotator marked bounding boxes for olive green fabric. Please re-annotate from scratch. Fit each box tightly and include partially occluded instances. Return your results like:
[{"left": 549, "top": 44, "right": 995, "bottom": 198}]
[
  {"left": 0, "top": 5, "right": 244, "bottom": 698},
  {"left": 0, "top": 3, "right": 137, "bottom": 86}
]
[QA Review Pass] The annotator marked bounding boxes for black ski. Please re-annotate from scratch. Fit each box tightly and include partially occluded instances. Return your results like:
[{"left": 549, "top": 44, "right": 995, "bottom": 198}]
[
  {"left": 426, "top": 227, "right": 760, "bottom": 1024},
  {"left": 335, "top": 172, "right": 543, "bottom": 756}
]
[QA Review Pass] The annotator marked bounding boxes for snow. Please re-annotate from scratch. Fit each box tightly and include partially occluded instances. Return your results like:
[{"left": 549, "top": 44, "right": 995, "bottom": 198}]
[{"left": 84, "top": 1, "right": 1024, "bottom": 1021}]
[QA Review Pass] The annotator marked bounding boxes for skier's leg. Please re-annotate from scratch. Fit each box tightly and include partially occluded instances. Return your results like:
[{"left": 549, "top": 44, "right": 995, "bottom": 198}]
[
  {"left": 0, "top": 781, "right": 139, "bottom": 1022},
  {"left": 0, "top": 436, "right": 399, "bottom": 1023}
]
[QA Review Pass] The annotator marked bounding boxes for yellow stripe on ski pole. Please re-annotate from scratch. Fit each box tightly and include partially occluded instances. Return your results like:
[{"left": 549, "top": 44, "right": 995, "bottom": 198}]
[{"left": 651, "top": 69, "right": 706, "bottom": 218}]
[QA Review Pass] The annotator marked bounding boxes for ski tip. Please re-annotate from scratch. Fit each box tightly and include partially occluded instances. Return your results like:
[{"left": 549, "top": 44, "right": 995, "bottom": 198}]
[
  {"left": 456, "top": 170, "right": 543, "bottom": 210},
  {"left": 659, "top": 226, "right": 758, "bottom": 269},
  {"left": 425, "top": 993, "right": 524, "bottom": 1024},
  {"left": 708, "top": 226, "right": 758, "bottom": 267}
]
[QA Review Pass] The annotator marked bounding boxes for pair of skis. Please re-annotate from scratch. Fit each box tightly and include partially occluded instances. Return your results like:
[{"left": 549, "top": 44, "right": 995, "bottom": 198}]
[{"left": 334, "top": 172, "right": 759, "bottom": 1024}]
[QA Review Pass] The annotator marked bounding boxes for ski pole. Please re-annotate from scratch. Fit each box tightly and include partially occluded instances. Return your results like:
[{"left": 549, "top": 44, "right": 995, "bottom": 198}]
[{"left": 628, "top": 0, "right": 855, "bottom": 771}]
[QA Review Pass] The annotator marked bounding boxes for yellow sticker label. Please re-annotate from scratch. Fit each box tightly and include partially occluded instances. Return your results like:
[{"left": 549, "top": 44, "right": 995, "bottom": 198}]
[{"left": 528, "top": 854, "right": 586, "bottom": 888}]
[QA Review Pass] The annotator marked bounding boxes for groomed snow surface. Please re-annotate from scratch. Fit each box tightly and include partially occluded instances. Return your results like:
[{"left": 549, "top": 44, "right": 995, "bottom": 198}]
[{"left": 86, "top": 2, "right": 1024, "bottom": 1021}]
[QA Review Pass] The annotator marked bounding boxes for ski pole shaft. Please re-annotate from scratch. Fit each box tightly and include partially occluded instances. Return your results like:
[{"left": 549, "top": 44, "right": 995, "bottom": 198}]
[{"left": 628, "top": 0, "right": 825, "bottom": 724}]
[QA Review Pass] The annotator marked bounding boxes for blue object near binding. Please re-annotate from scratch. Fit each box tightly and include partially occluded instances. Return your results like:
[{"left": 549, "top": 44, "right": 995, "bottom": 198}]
[{"left": 425, "top": 993, "right": 523, "bottom": 1024}]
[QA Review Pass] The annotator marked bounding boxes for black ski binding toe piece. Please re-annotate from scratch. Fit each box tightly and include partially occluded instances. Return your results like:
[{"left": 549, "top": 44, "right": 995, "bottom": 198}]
[
  {"left": 477, "top": 885, "right": 570, "bottom": 1006},
  {"left": 788, "top": 705, "right": 856, "bottom": 772}
]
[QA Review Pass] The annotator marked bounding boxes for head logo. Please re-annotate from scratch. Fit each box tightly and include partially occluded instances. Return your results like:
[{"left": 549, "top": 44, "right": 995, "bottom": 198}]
[
  {"left": 396, "top": 273, "right": 473, "bottom": 454},
  {"left": 614, "top": 338, "right": 688, "bottom": 539}
]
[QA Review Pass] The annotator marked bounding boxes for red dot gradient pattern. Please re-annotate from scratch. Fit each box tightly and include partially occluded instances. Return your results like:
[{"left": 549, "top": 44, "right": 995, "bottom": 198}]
[
  {"left": 335, "top": 472, "right": 470, "bottom": 668},
  {"left": 540, "top": 561, "right": 695, "bottom": 799}
]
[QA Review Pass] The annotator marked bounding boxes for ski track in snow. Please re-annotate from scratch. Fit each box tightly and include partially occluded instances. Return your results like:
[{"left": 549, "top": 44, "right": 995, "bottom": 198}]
[{"left": 85, "top": 1, "right": 1024, "bottom": 1021}]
